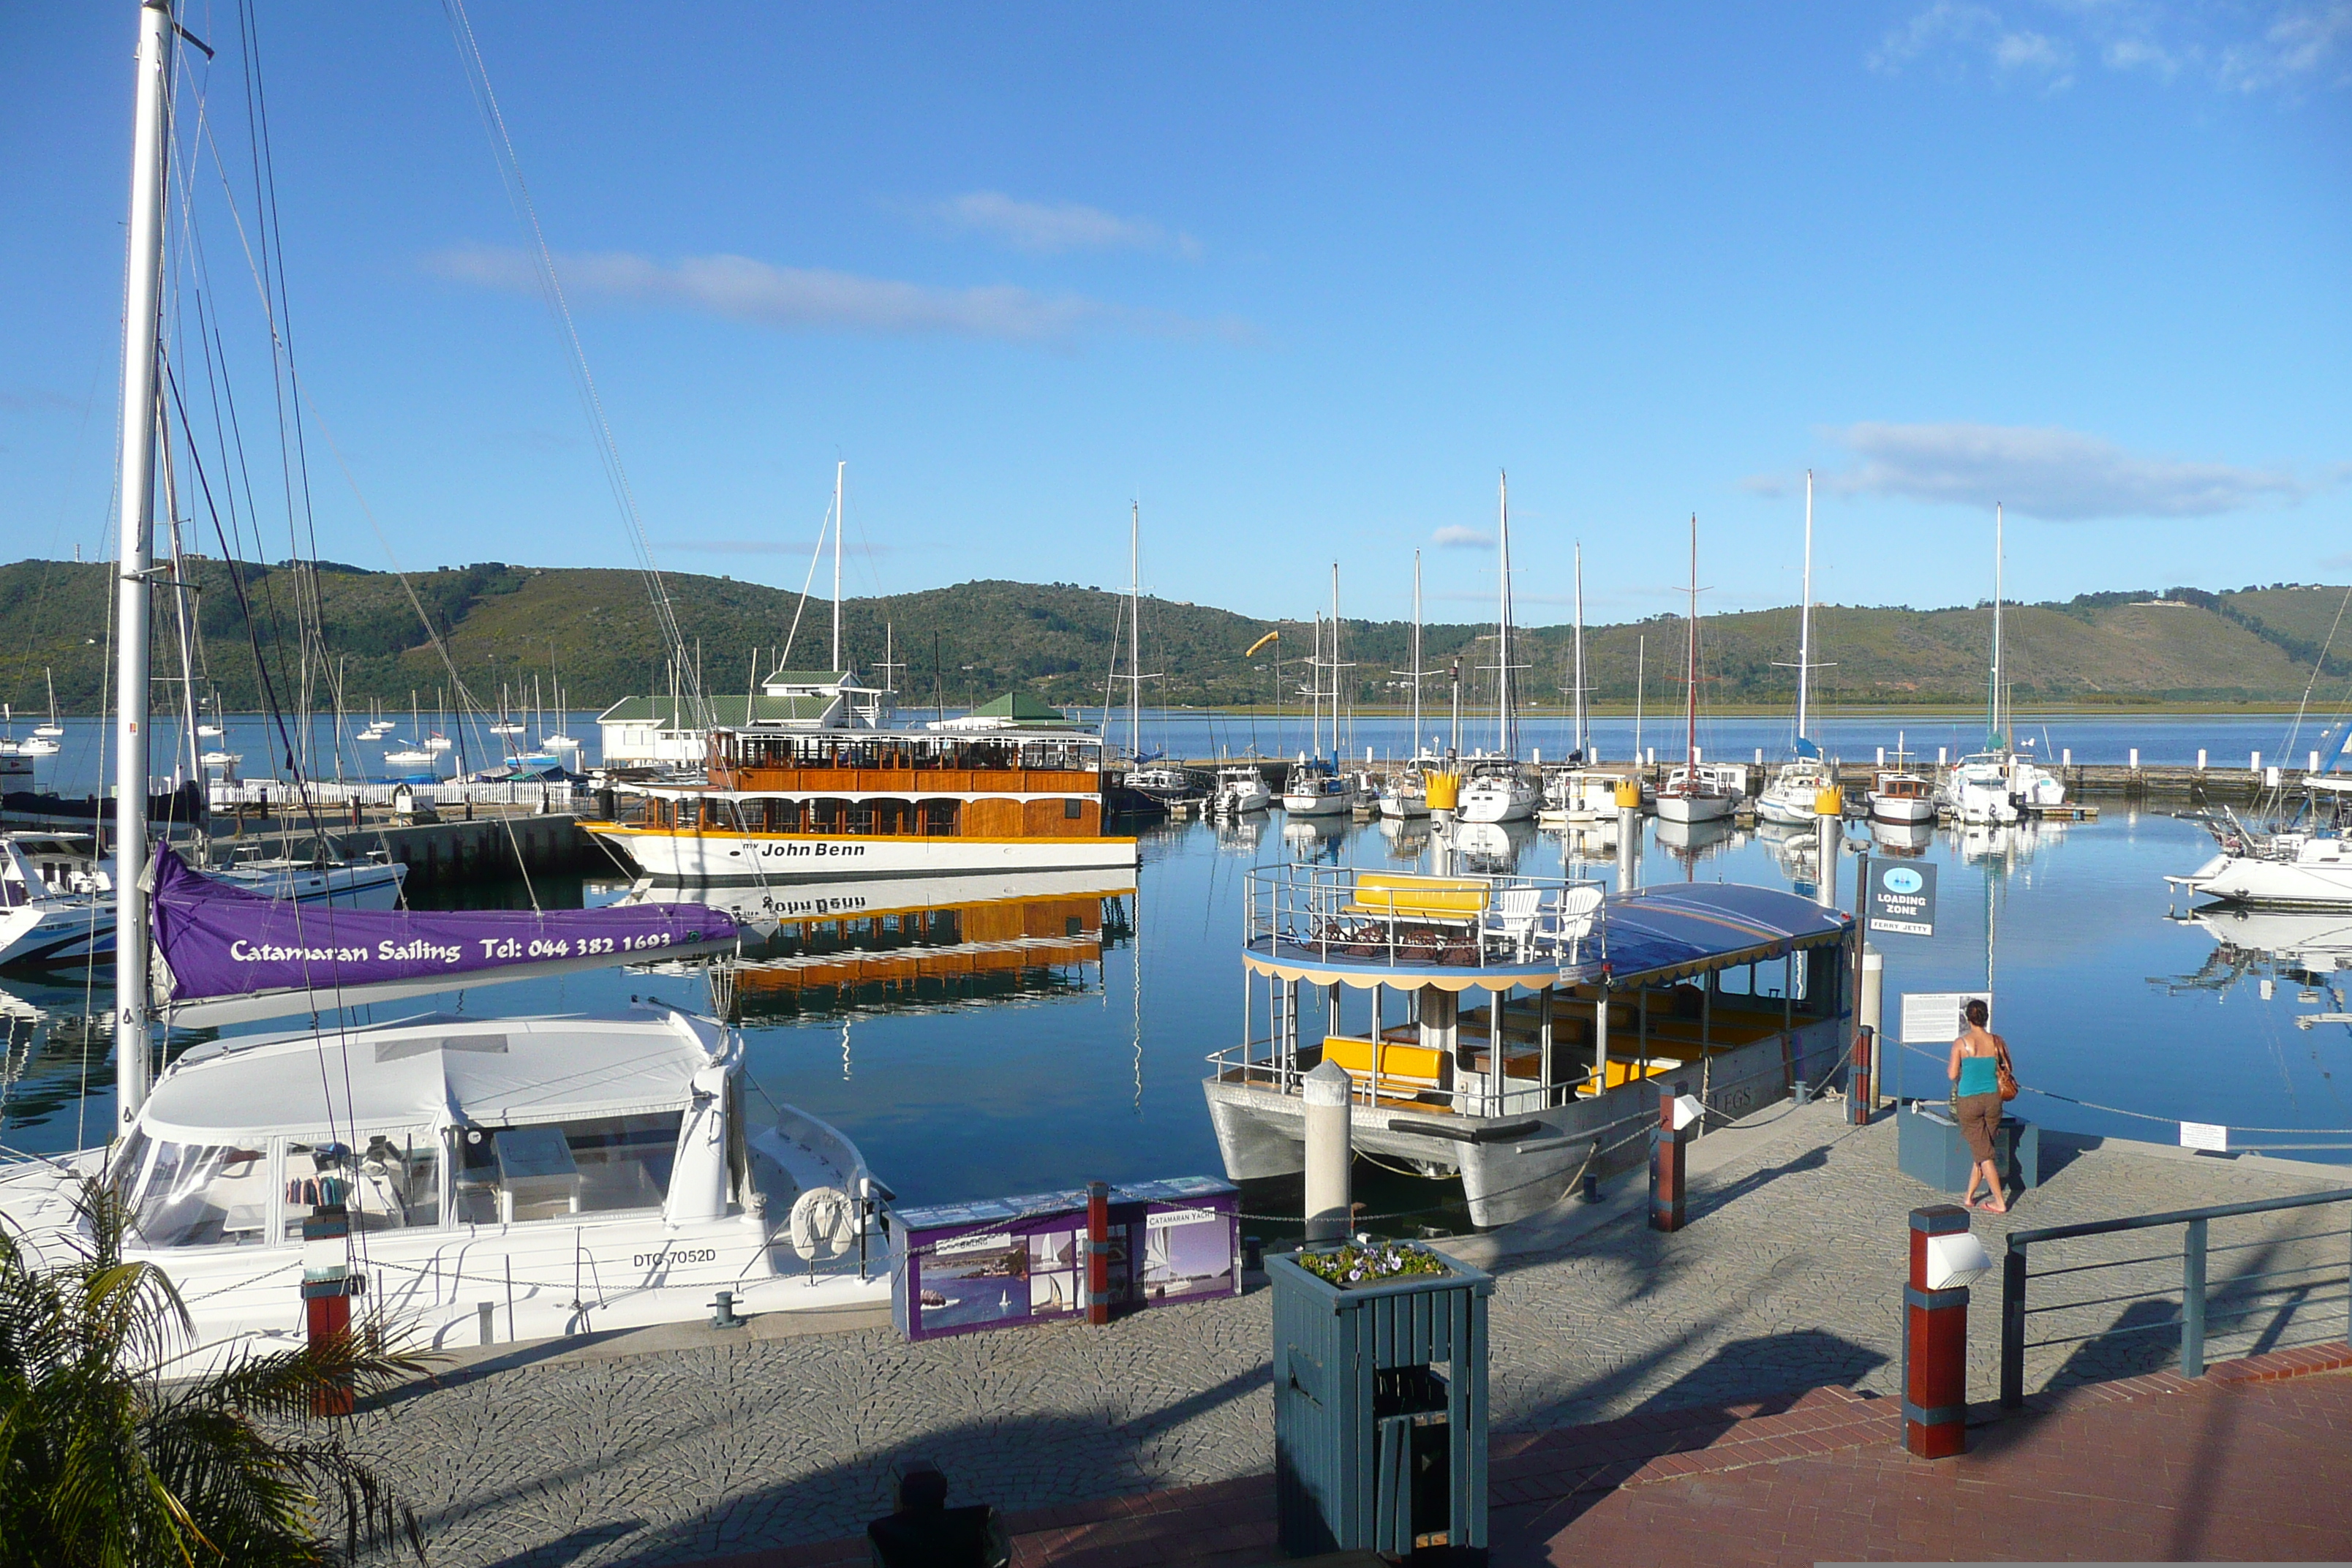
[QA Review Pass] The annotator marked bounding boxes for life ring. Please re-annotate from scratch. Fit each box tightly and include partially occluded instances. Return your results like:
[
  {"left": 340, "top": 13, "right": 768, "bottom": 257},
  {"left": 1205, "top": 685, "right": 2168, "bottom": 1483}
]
[{"left": 789, "top": 1186, "right": 858, "bottom": 1259}]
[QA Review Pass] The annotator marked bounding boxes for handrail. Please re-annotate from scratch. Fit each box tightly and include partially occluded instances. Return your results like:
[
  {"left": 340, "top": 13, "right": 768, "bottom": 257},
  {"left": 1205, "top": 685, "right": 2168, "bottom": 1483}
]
[{"left": 2000, "top": 1185, "right": 2352, "bottom": 1408}]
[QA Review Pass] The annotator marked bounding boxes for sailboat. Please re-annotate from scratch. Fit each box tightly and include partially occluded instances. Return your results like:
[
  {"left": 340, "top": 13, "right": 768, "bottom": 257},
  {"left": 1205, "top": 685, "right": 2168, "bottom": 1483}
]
[
  {"left": 1941, "top": 505, "right": 2066, "bottom": 824},
  {"left": 31, "top": 670, "right": 64, "bottom": 742},
  {"left": 1281, "top": 579, "right": 1354, "bottom": 817},
  {"left": 1379, "top": 553, "right": 1435, "bottom": 820},
  {"left": 1656, "top": 517, "right": 1741, "bottom": 825},
  {"left": 1755, "top": 471, "right": 1838, "bottom": 826},
  {"left": 1541, "top": 544, "right": 1627, "bottom": 823},
  {"left": 0, "top": 3, "right": 885, "bottom": 1361},
  {"left": 1457, "top": 474, "right": 1540, "bottom": 825}
]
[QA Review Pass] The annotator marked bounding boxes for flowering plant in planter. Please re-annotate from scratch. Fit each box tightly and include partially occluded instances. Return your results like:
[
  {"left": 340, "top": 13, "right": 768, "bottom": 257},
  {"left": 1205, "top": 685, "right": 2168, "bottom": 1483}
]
[{"left": 1296, "top": 1240, "right": 1451, "bottom": 1287}]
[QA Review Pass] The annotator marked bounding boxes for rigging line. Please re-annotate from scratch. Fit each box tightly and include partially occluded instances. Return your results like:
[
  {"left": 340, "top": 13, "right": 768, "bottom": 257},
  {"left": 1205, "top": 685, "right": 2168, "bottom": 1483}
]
[
  {"left": 777, "top": 495, "right": 836, "bottom": 670},
  {"left": 437, "top": 0, "right": 699, "bottom": 719}
]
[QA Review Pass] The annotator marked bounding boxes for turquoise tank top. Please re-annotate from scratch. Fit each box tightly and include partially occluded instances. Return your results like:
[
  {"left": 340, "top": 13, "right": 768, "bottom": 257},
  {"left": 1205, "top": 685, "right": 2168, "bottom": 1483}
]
[{"left": 1957, "top": 1052, "right": 1999, "bottom": 1098}]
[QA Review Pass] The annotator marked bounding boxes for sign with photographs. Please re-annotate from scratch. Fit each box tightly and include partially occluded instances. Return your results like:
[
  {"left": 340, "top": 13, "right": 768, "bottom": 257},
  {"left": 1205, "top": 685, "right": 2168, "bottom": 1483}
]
[{"left": 890, "top": 1175, "right": 1240, "bottom": 1343}]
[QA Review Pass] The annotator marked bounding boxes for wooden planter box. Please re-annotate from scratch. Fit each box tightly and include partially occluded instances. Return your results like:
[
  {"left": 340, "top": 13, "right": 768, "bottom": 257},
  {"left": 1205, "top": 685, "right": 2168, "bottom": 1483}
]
[{"left": 1269, "top": 1245, "right": 1493, "bottom": 1558}]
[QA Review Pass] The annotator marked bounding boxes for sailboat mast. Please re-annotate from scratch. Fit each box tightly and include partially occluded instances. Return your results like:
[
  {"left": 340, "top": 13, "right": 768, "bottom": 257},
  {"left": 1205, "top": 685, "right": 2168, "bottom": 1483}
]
[
  {"left": 112, "top": 0, "right": 172, "bottom": 1127},
  {"left": 831, "top": 461, "right": 845, "bottom": 674},
  {"left": 1684, "top": 516, "right": 1699, "bottom": 769},
  {"left": 1990, "top": 502, "right": 2004, "bottom": 750},
  {"left": 1401, "top": 554, "right": 1420, "bottom": 757},
  {"left": 1330, "top": 562, "right": 1342, "bottom": 763},
  {"left": 1496, "top": 471, "right": 1512, "bottom": 755},
  {"left": 1129, "top": 501, "right": 1142, "bottom": 761},
  {"left": 1798, "top": 469, "right": 1813, "bottom": 746},
  {"left": 1572, "top": 543, "right": 1586, "bottom": 755}
]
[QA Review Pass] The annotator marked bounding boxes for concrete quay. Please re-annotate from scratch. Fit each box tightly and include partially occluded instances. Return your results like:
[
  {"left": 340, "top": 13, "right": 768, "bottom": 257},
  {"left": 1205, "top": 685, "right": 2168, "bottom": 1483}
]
[
  {"left": 197, "top": 808, "right": 604, "bottom": 893},
  {"left": 345, "top": 1099, "right": 2352, "bottom": 1567}
]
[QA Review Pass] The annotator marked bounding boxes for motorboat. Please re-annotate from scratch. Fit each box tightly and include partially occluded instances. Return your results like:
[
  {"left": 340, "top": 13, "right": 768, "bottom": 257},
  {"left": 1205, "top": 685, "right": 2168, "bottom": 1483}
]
[
  {"left": 208, "top": 849, "right": 408, "bottom": 911},
  {"left": 1457, "top": 758, "right": 1540, "bottom": 823},
  {"left": 1941, "top": 753, "right": 2021, "bottom": 826},
  {"left": 1281, "top": 755, "right": 1354, "bottom": 817},
  {"left": 1539, "top": 766, "right": 1636, "bottom": 825},
  {"left": 1869, "top": 770, "right": 1937, "bottom": 825},
  {"left": 0, "top": 1003, "right": 884, "bottom": 1365},
  {"left": 1127, "top": 762, "right": 1205, "bottom": 807},
  {"left": 1377, "top": 764, "right": 1431, "bottom": 820}
]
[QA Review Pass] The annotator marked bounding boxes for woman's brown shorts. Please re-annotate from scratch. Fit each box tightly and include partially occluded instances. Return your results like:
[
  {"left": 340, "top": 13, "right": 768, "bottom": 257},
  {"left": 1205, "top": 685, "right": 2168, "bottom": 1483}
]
[{"left": 1956, "top": 1092, "right": 2003, "bottom": 1161}]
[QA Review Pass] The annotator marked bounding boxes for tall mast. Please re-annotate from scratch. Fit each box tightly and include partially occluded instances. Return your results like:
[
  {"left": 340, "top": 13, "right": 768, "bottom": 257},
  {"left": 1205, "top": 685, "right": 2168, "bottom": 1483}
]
[
  {"left": 1797, "top": 469, "right": 1813, "bottom": 746},
  {"left": 831, "top": 460, "right": 844, "bottom": 672},
  {"left": 1330, "top": 561, "right": 1342, "bottom": 763},
  {"left": 1989, "top": 502, "right": 2004, "bottom": 752},
  {"left": 113, "top": 0, "right": 172, "bottom": 1129},
  {"left": 1684, "top": 516, "right": 1700, "bottom": 768},
  {"left": 1129, "top": 500, "right": 1142, "bottom": 760},
  {"left": 1496, "top": 471, "right": 1512, "bottom": 755},
  {"left": 1572, "top": 542, "right": 1587, "bottom": 755},
  {"left": 1401, "top": 554, "right": 1420, "bottom": 757}
]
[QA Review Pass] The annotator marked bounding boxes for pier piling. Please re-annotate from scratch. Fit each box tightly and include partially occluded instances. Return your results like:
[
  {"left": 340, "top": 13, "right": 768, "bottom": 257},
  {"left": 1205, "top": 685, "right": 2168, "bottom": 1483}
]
[{"left": 1303, "top": 1060, "right": 1353, "bottom": 1243}]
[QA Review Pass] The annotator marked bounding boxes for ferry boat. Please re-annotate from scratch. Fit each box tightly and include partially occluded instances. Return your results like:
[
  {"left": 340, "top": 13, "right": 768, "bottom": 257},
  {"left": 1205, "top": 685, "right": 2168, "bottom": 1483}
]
[
  {"left": 1201, "top": 865, "right": 1855, "bottom": 1226},
  {"left": 587, "top": 724, "right": 1139, "bottom": 882}
]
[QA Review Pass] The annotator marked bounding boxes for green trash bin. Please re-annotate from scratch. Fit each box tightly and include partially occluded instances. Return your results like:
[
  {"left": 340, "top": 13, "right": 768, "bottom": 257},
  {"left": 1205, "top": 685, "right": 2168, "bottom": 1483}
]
[{"left": 1270, "top": 1242, "right": 1493, "bottom": 1558}]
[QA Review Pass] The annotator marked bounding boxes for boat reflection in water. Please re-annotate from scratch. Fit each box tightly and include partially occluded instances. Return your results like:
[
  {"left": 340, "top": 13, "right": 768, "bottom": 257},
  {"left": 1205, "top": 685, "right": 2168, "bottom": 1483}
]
[
  {"left": 1654, "top": 814, "right": 1738, "bottom": 873},
  {"left": 1869, "top": 818, "right": 1936, "bottom": 858},
  {"left": 2162, "top": 905, "right": 2352, "bottom": 1030},
  {"left": 614, "top": 871, "right": 1137, "bottom": 1019}
]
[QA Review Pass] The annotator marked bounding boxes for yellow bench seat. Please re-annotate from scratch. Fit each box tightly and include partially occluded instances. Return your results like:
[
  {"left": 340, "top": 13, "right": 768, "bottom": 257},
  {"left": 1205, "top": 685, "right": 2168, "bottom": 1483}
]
[
  {"left": 1342, "top": 872, "right": 1491, "bottom": 923},
  {"left": 1320, "top": 1034, "right": 1447, "bottom": 1093},
  {"left": 1573, "top": 1056, "right": 1688, "bottom": 1097}
]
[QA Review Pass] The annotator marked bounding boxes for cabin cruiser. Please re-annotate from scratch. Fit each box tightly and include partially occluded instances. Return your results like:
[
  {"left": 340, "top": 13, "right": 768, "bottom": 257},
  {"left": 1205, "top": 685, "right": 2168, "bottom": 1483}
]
[
  {"left": 1539, "top": 766, "right": 1638, "bottom": 824},
  {"left": 1208, "top": 764, "right": 1272, "bottom": 815},
  {"left": 1204, "top": 868, "right": 1853, "bottom": 1226},
  {"left": 1868, "top": 771, "right": 1937, "bottom": 825},
  {"left": 1456, "top": 758, "right": 1540, "bottom": 823},
  {"left": 1126, "top": 762, "right": 1203, "bottom": 807},
  {"left": 1941, "top": 754, "right": 2021, "bottom": 826},
  {"left": 0, "top": 1003, "right": 883, "bottom": 1365},
  {"left": 1281, "top": 755, "right": 1354, "bottom": 818}
]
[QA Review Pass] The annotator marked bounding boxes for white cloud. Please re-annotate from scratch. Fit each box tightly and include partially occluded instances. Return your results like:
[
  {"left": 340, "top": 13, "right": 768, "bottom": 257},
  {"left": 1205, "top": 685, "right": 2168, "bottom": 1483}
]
[
  {"left": 1871, "top": 0, "right": 2349, "bottom": 94},
  {"left": 1433, "top": 525, "right": 1495, "bottom": 549},
  {"left": 1806, "top": 421, "right": 2310, "bottom": 520},
  {"left": 931, "top": 192, "right": 1202, "bottom": 259},
  {"left": 428, "top": 245, "right": 1250, "bottom": 346}
]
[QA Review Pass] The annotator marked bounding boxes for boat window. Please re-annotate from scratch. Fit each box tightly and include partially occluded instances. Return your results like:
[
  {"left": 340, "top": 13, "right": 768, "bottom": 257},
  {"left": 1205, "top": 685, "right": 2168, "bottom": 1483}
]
[
  {"left": 113, "top": 1133, "right": 274, "bottom": 1249},
  {"left": 282, "top": 1134, "right": 440, "bottom": 1238},
  {"left": 449, "top": 1112, "right": 683, "bottom": 1223}
]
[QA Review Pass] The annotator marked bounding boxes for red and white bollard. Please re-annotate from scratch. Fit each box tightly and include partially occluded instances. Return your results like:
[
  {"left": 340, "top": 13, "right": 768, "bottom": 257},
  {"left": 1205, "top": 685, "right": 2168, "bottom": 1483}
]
[
  {"left": 301, "top": 1196, "right": 361, "bottom": 1417},
  {"left": 1650, "top": 1086, "right": 1701, "bottom": 1232},
  {"left": 1849, "top": 1026, "right": 1874, "bottom": 1126},
  {"left": 1085, "top": 1180, "right": 1111, "bottom": 1327},
  {"left": 1904, "top": 1205, "right": 1991, "bottom": 1458}
]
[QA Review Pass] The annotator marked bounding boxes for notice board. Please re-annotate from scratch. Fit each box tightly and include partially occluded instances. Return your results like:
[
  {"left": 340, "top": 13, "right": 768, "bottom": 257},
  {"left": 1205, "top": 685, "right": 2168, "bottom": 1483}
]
[{"left": 890, "top": 1175, "right": 1240, "bottom": 1342}]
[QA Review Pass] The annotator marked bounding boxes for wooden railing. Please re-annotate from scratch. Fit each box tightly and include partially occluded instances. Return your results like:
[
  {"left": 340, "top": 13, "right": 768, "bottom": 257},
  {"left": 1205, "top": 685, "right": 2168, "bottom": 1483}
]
[{"left": 705, "top": 766, "right": 1103, "bottom": 794}]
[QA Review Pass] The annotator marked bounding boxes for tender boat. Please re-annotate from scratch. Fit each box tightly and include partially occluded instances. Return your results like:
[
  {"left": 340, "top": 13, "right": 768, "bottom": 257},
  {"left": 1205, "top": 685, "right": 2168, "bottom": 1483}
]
[{"left": 1202, "top": 867, "right": 1854, "bottom": 1226}]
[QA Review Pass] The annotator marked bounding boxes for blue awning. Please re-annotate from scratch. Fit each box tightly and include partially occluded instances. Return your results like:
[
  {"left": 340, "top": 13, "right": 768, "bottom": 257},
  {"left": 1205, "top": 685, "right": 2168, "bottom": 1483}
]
[{"left": 1573, "top": 883, "right": 1852, "bottom": 987}]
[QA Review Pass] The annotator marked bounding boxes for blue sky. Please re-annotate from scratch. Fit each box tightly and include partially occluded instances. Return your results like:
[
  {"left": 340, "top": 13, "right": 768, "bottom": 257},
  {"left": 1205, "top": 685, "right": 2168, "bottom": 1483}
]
[{"left": 3, "top": 2, "right": 2347, "bottom": 627}]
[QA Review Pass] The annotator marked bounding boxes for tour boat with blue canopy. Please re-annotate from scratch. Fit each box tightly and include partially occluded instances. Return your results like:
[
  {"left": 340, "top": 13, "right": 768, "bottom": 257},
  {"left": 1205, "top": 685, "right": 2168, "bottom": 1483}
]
[{"left": 1203, "top": 867, "right": 1855, "bottom": 1226}]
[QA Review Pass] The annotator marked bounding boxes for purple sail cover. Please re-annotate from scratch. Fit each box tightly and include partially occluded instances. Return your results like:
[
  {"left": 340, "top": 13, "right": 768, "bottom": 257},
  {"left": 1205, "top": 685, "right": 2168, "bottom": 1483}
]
[{"left": 151, "top": 845, "right": 738, "bottom": 1003}]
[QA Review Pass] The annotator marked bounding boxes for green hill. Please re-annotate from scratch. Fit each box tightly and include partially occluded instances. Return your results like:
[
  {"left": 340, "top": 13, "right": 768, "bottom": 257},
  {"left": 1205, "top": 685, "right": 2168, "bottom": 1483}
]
[{"left": 0, "top": 556, "right": 2341, "bottom": 717}]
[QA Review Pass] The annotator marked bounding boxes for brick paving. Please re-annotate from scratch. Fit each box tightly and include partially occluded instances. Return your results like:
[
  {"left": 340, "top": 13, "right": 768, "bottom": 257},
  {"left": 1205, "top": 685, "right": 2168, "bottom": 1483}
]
[
  {"left": 347, "top": 1104, "right": 2352, "bottom": 1566},
  {"left": 678, "top": 1347, "right": 2352, "bottom": 1566}
]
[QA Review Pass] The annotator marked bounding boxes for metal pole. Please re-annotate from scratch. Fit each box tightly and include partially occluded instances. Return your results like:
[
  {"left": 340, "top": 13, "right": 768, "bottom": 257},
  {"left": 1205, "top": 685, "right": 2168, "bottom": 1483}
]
[
  {"left": 112, "top": 0, "right": 173, "bottom": 1131},
  {"left": 1999, "top": 1243, "right": 2027, "bottom": 1408},
  {"left": 831, "top": 461, "right": 844, "bottom": 671},
  {"left": 2182, "top": 1216, "right": 2206, "bottom": 1377}
]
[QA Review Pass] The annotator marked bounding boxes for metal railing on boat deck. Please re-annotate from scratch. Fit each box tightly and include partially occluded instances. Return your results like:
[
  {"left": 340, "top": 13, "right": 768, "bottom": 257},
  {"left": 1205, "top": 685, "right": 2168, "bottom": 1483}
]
[{"left": 1242, "top": 865, "right": 1609, "bottom": 975}]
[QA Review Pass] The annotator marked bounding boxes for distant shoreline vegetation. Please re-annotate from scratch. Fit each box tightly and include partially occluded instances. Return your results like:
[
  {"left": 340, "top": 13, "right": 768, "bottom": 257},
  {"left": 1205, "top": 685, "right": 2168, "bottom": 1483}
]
[{"left": 1, "top": 556, "right": 2342, "bottom": 714}]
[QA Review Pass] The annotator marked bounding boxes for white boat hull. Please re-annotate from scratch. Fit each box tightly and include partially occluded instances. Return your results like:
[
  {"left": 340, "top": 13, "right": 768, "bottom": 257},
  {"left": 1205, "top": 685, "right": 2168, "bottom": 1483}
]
[
  {"left": 1752, "top": 792, "right": 1819, "bottom": 827},
  {"left": 2176, "top": 852, "right": 2352, "bottom": 908},
  {"left": 1378, "top": 792, "right": 1430, "bottom": 819},
  {"left": 0, "top": 862, "right": 407, "bottom": 968},
  {"left": 587, "top": 826, "right": 1139, "bottom": 882},
  {"left": 1869, "top": 796, "right": 1937, "bottom": 825},
  {"left": 1656, "top": 792, "right": 1735, "bottom": 824},
  {"left": 1458, "top": 787, "right": 1538, "bottom": 823},
  {"left": 1281, "top": 794, "right": 1354, "bottom": 817}
]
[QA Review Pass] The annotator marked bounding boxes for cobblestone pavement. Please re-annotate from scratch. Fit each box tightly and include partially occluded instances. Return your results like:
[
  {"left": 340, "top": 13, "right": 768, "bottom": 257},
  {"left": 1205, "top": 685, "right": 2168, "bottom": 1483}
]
[{"left": 349, "top": 1104, "right": 2347, "bottom": 1566}]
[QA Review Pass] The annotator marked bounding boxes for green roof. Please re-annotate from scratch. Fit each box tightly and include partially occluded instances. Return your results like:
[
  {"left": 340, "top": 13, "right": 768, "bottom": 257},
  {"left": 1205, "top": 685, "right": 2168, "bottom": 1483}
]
[
  {"left": 969, "top": 691, "right": 1073, "bottom": 721},
  {"left": 598, "top": 694, "right": 836, "bottom": 725},
  {"left": 759, "top": 668, "right": 850, "bottom": 688}
]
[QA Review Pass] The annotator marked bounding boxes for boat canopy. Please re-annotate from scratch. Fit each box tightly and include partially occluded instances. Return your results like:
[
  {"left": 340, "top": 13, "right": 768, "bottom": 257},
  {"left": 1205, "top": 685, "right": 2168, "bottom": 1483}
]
[
  {"left": 1577, "top": 883, "right": 1850, "bottom": 988},
  {"left": 151, "top": 845, "right": 741, "bottom": 1026},
  {"left": 138, "top": 1009, "right": 725, "bottom": 1145}
]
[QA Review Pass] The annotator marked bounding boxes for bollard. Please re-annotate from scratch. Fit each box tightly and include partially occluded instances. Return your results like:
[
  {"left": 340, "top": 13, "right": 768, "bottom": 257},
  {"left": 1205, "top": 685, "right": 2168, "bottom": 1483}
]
[
  {"left": 1650, "top": 1085, "right": 1698, "bottom": 1232},
  {"left": 1877, "top": 746, "right": 1885, "bottom": 766},
  {"left": 300, "top": 1196, "right": 359, "bottom": 1417},
  {"left": 1937, "top": 746, "right": 1948, "bottom": 766},
  {"left": 477, "top": 1301, "right": 495, "bottom": 1346},
  {"left": 2061, "top": 747, "right": 2070, "bottom": 767},
  {"left": 1850, "top": 1026, "right": 1874, "bottom": 1125},
  {"left": 2312, "top": 750, "right": 2322, "bottom": 774},
  {"left": 1754, "top": 747, "right": 1764, "bottom": 765},
  {"left": 2266, "top": 766, "right": 2282, "bottom": 789},
  {"left": 1303, "top": 1060, "right": 1354, "bottom": 1243},
  {"left": 710, "top": 1289, "right": 746, "bottom": 1329},
  {"left": 1904, "top": 1205, "right": 1989, "bottom": 1458},
  {"left": 1814, "top": 788, "right": 1842, "bottom": 908},
  {"left": 1615, "top": 794, "right": 1643, "bottom": 892},
  {"left": 2252, "top": 750, "right": 2261, "bottom": 774},
  {"left": 1085, "top": 1180, "right": 1112, "bottom": 1326},
  {"left": 2129, "top": 747, "right": 2139, "bottom": 770},
  {"left": 2197, "top": 748, "right": 2207, "bottom": 771},
  {"left": 1694, "top": 745, "right": 1703, "bottom": 764},
  {"left": 1582, "top": 1169, "right": 1601, "bottom": 1205}
]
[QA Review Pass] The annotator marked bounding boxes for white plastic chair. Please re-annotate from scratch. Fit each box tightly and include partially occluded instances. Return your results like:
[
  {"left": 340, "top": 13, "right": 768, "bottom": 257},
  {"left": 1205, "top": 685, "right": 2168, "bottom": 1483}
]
[
  {"left": 1488, "top": 886, "right": 1547, "bottom": 961},
  {"left": 1556, "top": 886, "right": 1605, "bottom": 965}
]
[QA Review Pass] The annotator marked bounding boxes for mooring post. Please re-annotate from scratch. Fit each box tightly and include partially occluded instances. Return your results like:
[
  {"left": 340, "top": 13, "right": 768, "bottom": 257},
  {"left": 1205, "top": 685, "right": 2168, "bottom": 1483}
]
[
  {"left": 1904, "top": 1205, "right": 1986, "bottom": 1458},
  {"left": 1650, "top": 1082, "right": 1690, "bottom": 1232},
  {"left": 300, "top": 1194, "right": 359, "bottom": 1417},
  {"left": 1850, "top": 1025, "right": 1874, "bottom": 1126},
  {"left": 1303, "top": 1058, "right": 1353, "bottom": 1243},
  {"left": 1085, "top": 1180, "right": 1111, "bottom": 1327}
]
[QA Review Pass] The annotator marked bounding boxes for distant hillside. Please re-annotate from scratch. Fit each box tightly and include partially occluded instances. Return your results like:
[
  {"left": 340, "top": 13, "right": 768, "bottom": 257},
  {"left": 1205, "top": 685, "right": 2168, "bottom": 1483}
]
[{"left": 0, "top": 555, "right": 2342, "bottom": 716}]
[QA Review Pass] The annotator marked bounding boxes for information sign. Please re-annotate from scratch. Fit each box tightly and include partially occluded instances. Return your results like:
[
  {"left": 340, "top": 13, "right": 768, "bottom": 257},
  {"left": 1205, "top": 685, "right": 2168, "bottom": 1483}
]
[
  {"left": 1866, "top": 860, "right": 1938, "bottom": 936},
  {"left": 1901, "top": 991, "right": 1991, "bottom": 1046},
  {"left": 2179, "top": 1121, "right": 2230, "bottom": 1153}
]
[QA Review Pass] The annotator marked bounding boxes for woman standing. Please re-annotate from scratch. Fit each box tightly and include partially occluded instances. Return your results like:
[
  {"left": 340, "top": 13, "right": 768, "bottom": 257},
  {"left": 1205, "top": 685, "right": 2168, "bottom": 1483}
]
[{"left": 1947, "top": 998, "right": 2013, "bottom": 1213}]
